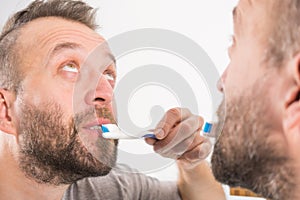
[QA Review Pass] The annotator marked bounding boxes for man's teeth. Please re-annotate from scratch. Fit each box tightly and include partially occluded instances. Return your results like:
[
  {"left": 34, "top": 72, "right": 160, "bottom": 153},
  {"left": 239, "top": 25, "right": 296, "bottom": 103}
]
[{"left": 90, "top": 125, "right": 102, "bottom": 130}]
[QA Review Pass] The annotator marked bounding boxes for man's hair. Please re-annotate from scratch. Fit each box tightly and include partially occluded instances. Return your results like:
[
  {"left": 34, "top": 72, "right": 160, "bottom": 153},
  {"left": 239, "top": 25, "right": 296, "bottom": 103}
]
[
  {"left": 0, "top": 0, "right": 97, "bottom": 93},
  {"left": 265, "top": 0, "right": 300, "bottom": 67}
]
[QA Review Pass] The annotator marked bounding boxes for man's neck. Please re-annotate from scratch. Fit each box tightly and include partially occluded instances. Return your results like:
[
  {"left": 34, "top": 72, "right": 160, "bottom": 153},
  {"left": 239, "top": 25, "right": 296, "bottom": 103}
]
[{"left": 0, "top": 137, "right": 69, "bottom": 200}]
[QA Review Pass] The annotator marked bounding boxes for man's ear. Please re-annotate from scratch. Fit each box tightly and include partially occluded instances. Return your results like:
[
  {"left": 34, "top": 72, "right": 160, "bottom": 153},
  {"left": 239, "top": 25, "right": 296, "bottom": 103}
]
[
  {"left": 284, "top": 52, "right": 300, "bottom": 108},
  {"left": 283, "top": 53, "right": 300, "bottom": 158},
  {"left": 0, "top": 89, "right": 16, "bottom": 136}
]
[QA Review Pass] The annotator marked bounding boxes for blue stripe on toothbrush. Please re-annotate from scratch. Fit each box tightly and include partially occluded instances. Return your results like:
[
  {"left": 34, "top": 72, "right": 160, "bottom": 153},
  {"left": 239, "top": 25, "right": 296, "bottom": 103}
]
[
  {"left": 101, "top": 125, "right": 110, "bottom": 133},
  {"left": 203, "top": 122, "right": 212, "bottom": 133}
]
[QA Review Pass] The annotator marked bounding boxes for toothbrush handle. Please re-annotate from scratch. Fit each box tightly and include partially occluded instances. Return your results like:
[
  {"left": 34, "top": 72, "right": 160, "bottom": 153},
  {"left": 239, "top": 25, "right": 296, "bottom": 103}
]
[{"left": 142, "top": 134, "right": 157, "bottom": 139}]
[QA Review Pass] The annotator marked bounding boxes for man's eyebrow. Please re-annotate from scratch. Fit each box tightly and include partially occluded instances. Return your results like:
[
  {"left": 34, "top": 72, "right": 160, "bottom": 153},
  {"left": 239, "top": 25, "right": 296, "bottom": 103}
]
[
  {"left": 50, "top": 42, "right": 116, "bottom": 65},
  {"left": 49, "top": 42, "right": 83, "bottom": 58}
]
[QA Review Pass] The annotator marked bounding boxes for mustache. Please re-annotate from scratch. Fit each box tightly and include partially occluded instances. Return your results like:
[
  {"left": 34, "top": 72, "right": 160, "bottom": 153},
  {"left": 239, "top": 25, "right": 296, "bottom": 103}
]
[
  {"left": 94, "top": 107, "right": 116, "bottom": 123},
  {"left": 74, "top": 107, "right": 116, "bottom": 128}
]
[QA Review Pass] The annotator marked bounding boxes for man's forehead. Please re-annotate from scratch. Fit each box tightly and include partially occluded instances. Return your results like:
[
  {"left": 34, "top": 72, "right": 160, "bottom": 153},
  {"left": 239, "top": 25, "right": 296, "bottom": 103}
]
[
  {"left": 236, "top": 0, "right": 269, "bottom": 15},
  {"left": 15, "top": 17, "right": 116, "bottom": 70},
  {"left": 19, "top": 17, "right": 105, "bottom": 51},
  {"left": 234, "top": 0, "right": 271, "bottom": 32},
  {"left": 237, "top": 0, "right": 254, "bottom": 8}
]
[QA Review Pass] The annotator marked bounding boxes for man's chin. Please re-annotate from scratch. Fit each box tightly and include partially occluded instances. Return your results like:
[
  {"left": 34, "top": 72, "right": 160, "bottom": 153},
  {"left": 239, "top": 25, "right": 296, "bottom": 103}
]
[{"left": 211, "top": 139, "right": 230, "bottom": 184}]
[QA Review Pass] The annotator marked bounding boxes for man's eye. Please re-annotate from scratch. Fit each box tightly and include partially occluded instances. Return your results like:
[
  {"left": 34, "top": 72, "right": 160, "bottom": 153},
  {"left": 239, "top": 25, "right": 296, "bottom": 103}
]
[
  {"left": 104, "top": 73, "right": 115, "bottom": 81},
  {"left": 62, "top": 63, "right": 79, "bottom": 73}
]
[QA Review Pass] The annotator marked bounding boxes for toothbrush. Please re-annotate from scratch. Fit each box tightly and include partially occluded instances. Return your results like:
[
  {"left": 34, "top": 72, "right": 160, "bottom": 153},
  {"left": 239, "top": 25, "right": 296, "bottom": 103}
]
[
  {"left": 101, "top": 122, "right": 213, "bottom": 139},
  {"left": 101, "top": 124, "right": 156, "bottom": 139}
]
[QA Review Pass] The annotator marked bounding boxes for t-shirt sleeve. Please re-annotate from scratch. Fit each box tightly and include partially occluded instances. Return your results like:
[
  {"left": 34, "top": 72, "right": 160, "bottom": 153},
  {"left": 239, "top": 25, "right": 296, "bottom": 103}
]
[{"left": 63, "top": 164, "right": 182, "bottom": 200}]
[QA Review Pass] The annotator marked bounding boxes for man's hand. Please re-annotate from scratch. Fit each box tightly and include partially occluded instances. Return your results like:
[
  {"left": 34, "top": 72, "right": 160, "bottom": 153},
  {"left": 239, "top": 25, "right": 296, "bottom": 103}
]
[
  {"left": 145, "top": 107, "right": 211, "bottom": 169},
  {"left": 145, "top": 107, "right": 225, "bottom": 200}
]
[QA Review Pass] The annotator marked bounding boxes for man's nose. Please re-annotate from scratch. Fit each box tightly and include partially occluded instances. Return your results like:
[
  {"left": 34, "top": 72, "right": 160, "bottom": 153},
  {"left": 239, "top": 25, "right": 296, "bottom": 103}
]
[{"left": 93, "top": 74, "right": 113, "bottom": 106}]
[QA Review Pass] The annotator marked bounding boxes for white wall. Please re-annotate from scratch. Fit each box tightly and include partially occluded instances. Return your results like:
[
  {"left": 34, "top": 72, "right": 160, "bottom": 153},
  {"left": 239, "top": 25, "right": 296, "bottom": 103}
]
[
  {"left": 0, "top": 0, "right": 238, "bottom": 181},
  {"left": 0, "top": 0, "right": 237, "bottom": 74}
]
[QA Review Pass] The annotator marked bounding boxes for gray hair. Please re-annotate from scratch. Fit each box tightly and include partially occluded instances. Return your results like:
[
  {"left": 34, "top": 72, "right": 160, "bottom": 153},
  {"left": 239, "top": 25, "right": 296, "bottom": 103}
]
[{"left": 0, "top": 0, "right": 98, "bottom": 93}]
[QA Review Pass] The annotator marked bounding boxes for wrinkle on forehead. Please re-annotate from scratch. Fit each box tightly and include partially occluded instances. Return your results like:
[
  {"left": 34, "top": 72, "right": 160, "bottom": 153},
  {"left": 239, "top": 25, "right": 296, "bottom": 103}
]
[
  {"left": 19, "top": 17, "right": 105, "bottom": 52},
  {"left": 15, "top": 17, "right": 110, "bottom": 71},
  {"left": 37, "top": 28, "right": 104, "bottom": 50},
  {"left": 12, "top": 21, "right": 116, "bottom": 92}
]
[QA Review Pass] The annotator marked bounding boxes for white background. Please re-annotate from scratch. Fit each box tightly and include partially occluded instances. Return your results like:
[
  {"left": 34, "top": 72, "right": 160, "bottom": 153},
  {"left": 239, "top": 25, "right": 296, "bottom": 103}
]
[{"left": 1, "top": 0, "right": 238, "bottom": 181}]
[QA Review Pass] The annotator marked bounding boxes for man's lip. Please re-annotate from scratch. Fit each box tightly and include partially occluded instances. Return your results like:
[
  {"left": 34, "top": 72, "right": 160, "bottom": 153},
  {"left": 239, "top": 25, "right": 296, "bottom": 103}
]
[
  {"left": 96, "top": 118, "right": 112, "bottom": 125},
  {"left": 83, "top": 118, "right": 112, "bottom": 129}
]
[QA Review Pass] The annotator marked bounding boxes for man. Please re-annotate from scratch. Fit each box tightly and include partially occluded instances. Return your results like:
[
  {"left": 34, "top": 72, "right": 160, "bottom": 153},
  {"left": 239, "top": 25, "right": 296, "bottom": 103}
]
[
  {"left": 211, "top": 0, "right": 300, "bottom": 200},
  {"left": 0, "top": 0, "right": 225, "bottom": 199}
]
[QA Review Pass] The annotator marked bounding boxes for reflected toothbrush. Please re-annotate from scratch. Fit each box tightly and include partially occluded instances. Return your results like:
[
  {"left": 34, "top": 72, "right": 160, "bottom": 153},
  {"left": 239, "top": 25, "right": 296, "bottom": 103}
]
[{"left": 101, "top": 122, "right": 213, "bottom": 140}]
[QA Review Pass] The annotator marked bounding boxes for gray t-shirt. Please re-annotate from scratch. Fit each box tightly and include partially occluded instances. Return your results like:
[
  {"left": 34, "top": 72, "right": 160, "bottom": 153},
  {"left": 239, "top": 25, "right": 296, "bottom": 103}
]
[{"left": 63, "top": 164, "right": 182, "bottom": 200}]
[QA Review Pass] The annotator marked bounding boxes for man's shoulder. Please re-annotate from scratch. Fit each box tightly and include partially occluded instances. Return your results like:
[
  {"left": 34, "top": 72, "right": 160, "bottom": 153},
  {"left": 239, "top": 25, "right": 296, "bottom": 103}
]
[{"left": 63, "top": 164, "right": 142, "bottom": 199}]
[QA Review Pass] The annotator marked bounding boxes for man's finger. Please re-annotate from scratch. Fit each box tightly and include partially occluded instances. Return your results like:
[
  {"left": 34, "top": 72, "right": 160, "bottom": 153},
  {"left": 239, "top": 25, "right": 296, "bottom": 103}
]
[
  {"left": 153, "top": 115, "right": 202, "bottom": 151},
  {"left": 144, "top": 137, "right": 156, "bottom": 145},
  {"left": 154, "top": 108, "right": 192, "bottom": 139}
]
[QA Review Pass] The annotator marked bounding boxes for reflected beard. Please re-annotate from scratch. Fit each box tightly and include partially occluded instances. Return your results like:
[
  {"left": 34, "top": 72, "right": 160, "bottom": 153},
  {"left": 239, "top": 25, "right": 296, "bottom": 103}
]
[
  {"left": 17, "top": 102, "right": 118, "bottom": 185},
  {"left": 211, "top": 86, "right": 296, "bottom": 200}
]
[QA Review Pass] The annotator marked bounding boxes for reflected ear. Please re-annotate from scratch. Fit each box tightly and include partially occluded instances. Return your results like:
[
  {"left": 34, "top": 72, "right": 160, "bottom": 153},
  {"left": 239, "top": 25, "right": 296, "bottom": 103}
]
[{"left": 0, "top": 89, "right": 16, "bottom": 136}]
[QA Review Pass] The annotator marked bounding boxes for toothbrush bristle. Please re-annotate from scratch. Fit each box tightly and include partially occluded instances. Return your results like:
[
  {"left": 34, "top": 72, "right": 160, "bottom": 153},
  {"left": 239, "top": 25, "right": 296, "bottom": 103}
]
[{"left": 101, "top": 125, "right": 110, "bottom": 133}]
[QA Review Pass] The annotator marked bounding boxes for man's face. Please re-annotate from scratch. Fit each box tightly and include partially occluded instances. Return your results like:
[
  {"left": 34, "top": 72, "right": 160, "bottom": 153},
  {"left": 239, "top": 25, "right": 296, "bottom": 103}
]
[
  {"left": 212, "top": 0, "right": 296, "bottom": 199},
  {"left": 11, "top": 17, "right": 118, "bottom": 185}
]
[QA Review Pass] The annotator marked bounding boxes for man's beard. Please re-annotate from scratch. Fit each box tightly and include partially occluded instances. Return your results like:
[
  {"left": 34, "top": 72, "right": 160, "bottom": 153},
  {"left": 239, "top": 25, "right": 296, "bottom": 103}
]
[
  {"left": 17, "top": 101, "right": 118, "bottom": 185},
  {"left": 211, "top": 83, "right": 296, "bottom": 200}
]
